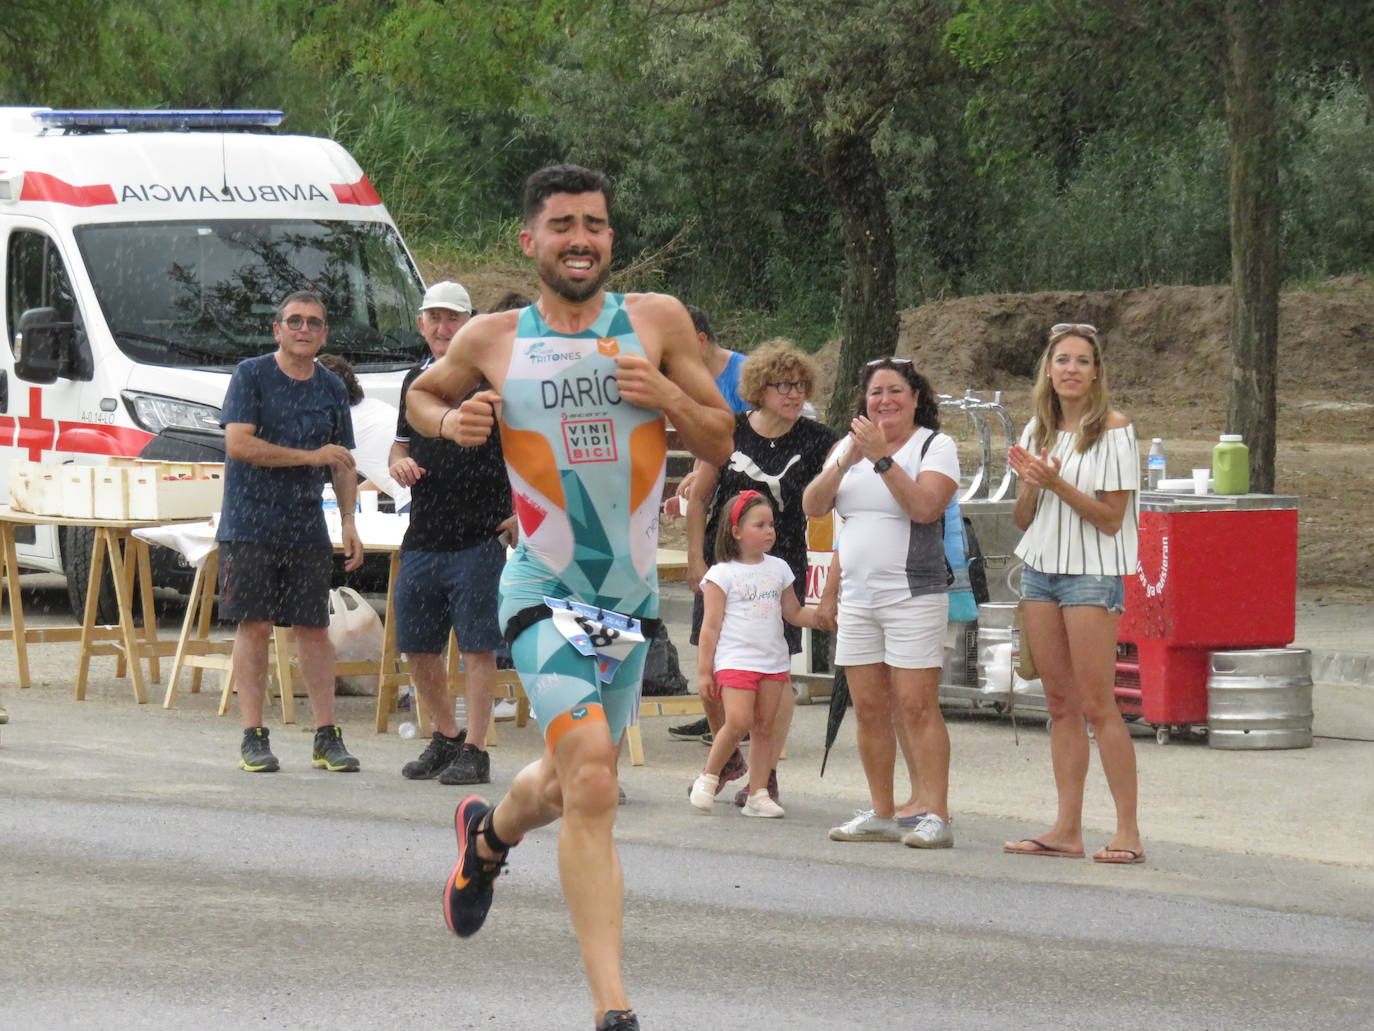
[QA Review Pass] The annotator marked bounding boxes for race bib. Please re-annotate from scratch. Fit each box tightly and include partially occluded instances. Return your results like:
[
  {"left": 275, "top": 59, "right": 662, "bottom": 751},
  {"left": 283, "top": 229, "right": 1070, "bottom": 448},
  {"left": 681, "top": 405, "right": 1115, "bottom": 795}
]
[{"left": 544, "top": 597, "right": 646, "bottom": 684}]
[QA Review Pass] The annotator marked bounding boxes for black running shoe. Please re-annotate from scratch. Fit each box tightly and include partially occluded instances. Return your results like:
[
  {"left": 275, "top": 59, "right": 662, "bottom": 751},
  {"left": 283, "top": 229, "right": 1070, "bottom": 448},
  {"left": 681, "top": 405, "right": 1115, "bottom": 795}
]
[
  {"left": 667, "top": 717, "right": 709, "bottom": 741},
  {"left": 443, "top": 795, "right": 508, "bottom": 938},
  {"left": 597, "top": 1010, "right": 640, "bottom": 1030},
  {"left": 438, "top": 743, "right": 491, "bottom": 786},
  {"left": 240, "top": 727, "right": 279, "bottom": 772},
  {"left": 312, "top": 724, "right": 360, "bottom": 772},
  {"left": 403, "top": 730, "right": 465, "bottom": 780}
]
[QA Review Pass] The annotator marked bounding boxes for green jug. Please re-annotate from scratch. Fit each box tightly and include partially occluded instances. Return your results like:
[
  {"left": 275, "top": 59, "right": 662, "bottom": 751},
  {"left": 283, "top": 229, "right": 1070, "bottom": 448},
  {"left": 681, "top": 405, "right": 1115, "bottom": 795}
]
[{"left": 1212, "top": 434, "right": 1249, "bottom": 494}]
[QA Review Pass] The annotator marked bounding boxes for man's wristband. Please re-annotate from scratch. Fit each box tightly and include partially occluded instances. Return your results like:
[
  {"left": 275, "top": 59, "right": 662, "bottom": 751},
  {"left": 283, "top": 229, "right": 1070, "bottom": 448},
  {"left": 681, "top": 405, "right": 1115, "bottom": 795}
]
[{"left": 439, "top": 407, "right": 456, "bottom": 439}]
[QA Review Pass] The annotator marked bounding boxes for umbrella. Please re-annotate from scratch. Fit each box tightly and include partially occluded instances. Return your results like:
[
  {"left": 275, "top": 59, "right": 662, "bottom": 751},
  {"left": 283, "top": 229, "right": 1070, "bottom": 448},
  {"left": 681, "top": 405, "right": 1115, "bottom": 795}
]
[{"left": 819, "top": 666, "right": 850, "bottom": 777}]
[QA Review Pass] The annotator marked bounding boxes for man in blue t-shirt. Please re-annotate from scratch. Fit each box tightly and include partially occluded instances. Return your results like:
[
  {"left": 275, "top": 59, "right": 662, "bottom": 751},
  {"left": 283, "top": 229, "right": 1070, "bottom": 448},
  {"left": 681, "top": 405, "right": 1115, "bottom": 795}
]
[{"left": 217, "top": 290, "right": 365, "bottom": 774}]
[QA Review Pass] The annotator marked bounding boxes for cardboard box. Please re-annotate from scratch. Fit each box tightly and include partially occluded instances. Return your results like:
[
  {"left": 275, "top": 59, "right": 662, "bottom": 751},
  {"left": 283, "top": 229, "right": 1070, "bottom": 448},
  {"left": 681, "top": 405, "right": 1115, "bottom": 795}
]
[
  {"left": 93, "top": 467, "right": 130, "bottom": 519},
  {"left": 61, "top": 466, "right": 96, "bottom": 518},
  {"left": 9, "top": 460, "right": 35, "bottom": 512},
  {"left": 126, "top": 465, "right": 223, "bottom": 520}
]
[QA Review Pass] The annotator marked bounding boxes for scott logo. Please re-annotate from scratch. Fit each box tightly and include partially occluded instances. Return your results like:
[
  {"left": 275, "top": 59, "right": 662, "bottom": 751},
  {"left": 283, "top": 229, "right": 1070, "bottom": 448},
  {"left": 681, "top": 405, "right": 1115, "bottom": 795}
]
[
  {"left": 597, "top": 337, "right": 620, "bottom": 357},
  {"left": 571, "top": 706, "right": 589, "bottom": 720}
]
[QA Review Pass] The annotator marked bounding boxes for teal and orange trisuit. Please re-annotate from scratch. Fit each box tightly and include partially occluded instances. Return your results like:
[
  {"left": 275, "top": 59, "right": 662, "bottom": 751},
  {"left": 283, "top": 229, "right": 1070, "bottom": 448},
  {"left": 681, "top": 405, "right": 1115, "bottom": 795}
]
[{"left": 497, "top": 293, "right": 667, "bottom": 747}]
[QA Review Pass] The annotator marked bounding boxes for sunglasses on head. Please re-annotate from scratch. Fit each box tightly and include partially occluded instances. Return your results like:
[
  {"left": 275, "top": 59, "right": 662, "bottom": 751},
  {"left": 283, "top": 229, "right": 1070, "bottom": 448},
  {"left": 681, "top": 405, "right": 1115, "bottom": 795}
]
[
  {"left": 864, "top": 356, "right": 913, "bottom": 368},
  {"left": 1051, "top": 323, "right": 1097, "bottom": 337}
]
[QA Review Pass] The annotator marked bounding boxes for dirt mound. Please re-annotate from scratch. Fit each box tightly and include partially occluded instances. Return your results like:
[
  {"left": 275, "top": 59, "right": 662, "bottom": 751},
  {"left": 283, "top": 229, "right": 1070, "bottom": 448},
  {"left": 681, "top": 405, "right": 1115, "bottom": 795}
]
[{"left": 810, "top": 277, "right": 1374, "bottom": 418}]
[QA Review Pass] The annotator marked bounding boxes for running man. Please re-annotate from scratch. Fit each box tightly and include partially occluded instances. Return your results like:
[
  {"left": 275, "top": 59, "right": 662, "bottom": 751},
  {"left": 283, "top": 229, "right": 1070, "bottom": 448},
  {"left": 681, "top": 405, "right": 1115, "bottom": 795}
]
[{"left": 407, "top": 164, "right": 732, "bottom": 1031}]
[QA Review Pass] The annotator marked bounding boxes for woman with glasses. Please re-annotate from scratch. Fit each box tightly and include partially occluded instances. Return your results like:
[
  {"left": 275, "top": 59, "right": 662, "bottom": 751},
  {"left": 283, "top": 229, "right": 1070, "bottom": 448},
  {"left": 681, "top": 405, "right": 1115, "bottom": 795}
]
[
  {"left": 1004, "top": 323, "right": 1144, "bottom": 864},
  {"left": 684, "top": 341, "right": 837, "bottom": 806},
  {"left": 802, "top": 357, "right": 960, "bottom": 849}
]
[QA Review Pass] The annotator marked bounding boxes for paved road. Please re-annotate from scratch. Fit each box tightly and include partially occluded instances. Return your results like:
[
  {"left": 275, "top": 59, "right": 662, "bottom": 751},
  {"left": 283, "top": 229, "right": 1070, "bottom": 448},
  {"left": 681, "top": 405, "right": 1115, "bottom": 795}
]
[{"left": 3, "top": 577, "right": 1373, "bottom": 1029}]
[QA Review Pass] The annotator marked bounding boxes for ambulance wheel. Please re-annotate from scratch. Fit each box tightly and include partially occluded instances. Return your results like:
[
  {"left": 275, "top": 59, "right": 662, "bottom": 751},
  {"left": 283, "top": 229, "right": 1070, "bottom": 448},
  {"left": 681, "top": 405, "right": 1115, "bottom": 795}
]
[
  {"left": 62, "top": 526, "right": 120, "bottom": 625},
  {"left": 1155, "top": 726, "right": 1171, "bottom": 746}
]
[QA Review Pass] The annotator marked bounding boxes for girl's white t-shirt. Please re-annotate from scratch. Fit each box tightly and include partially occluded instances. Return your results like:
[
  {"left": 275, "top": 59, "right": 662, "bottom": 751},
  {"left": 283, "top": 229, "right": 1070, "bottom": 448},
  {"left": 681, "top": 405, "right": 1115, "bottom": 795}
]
[
  {"left": 701, "top": 555, "right": 795, "bottom": 674},
  {"left": 828, "top": 427, "right": 961, "bottom": 607},
  {"left": 1013, "top": 419, "right": 1140, "bottom": 575}
]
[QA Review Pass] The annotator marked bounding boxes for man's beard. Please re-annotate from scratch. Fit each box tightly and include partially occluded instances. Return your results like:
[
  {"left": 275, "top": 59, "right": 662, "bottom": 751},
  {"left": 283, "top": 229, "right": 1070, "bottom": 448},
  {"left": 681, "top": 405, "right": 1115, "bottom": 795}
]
[{"left": 539, "top": 251, "right": 609, "bottom": 303}]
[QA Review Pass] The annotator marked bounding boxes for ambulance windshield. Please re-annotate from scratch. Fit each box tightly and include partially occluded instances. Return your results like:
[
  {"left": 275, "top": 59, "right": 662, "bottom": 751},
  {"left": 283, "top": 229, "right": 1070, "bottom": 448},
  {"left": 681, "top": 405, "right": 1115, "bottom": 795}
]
[{"left": 73, "top": 219, "right": 426, "bottom": 369}]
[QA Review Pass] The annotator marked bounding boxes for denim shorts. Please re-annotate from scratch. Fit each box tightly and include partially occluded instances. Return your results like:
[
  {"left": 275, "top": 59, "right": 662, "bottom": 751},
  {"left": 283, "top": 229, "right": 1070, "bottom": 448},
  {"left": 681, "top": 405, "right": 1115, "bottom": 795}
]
[
  {"left": 393, "top": 539, "right": 505, "bottom": 654},
  {"left": 1020, "top": 566, "right": 1125, "bottom": 613}
]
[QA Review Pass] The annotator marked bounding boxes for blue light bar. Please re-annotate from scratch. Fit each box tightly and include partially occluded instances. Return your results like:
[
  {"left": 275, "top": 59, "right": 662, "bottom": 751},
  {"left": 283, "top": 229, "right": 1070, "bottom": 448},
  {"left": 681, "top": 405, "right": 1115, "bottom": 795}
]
[{"left": 34, "top": 109, "right": 284, "bottom": 132}]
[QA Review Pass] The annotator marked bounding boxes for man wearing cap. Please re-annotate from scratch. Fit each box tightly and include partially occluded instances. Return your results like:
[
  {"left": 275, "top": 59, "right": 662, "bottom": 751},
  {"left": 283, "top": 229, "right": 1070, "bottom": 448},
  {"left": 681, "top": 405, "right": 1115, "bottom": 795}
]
[{"left": 388, "top": 281, "right": 514, "bottom": 785}]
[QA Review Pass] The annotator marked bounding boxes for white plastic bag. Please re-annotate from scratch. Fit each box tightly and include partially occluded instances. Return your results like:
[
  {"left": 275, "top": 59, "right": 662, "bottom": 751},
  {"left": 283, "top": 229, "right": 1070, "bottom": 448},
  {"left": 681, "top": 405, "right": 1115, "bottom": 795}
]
[{"left": 327, "top": 587, "right": 384, "bottom": 695}]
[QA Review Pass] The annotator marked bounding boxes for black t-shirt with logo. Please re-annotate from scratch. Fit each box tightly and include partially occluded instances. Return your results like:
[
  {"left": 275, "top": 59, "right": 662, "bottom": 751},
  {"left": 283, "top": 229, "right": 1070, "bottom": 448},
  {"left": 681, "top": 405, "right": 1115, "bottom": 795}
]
[{"left": 395, "top": 359, "right": 512, "bottom": 552}]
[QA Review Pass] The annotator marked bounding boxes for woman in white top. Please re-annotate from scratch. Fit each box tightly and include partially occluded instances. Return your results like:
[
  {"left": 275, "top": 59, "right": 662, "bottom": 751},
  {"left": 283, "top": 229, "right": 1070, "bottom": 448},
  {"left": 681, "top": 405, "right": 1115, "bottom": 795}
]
[
  {"left": 1005, "top": 323, "right": 1144, "bottom": 865},
  {"left": 803, "top": 358, "right": 960, "bottom": 849}
]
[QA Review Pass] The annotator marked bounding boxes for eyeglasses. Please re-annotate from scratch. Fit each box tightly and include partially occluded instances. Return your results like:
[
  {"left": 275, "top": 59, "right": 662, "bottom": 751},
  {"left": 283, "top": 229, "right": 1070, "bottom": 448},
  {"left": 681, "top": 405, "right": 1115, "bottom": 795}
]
[
  {"left": 1051, "top": 323, "right": 1097, "bottom": 337},
  {"left": 865, "top": 356, "right": 913, "bottom": 368},
  {"left": 766, "top": 380, "right": 807, "bottom": 395},
  {"left": 280, "top": 315, "right": 327, "bottom": 332}
]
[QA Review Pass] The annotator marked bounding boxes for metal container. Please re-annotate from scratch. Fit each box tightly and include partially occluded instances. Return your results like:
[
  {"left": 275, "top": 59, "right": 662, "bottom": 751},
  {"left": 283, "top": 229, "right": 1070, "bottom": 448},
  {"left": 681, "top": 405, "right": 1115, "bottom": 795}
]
[
  {"left": 1207, "top": 648, "right": 1313, "bottom": 750},
  {"left": 941, "top": 620, "right": 979, "bottom": 688}
]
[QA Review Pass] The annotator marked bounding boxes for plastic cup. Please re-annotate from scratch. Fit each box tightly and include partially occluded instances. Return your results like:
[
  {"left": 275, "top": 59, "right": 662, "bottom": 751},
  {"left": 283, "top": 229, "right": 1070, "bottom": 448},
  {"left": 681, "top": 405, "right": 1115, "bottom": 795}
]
[
  {"left": 1192, "top": 468, "right": 1210, "bottom": 495},
  {"left": 358, "top": 491, "right": 379, "bottom": 513}
]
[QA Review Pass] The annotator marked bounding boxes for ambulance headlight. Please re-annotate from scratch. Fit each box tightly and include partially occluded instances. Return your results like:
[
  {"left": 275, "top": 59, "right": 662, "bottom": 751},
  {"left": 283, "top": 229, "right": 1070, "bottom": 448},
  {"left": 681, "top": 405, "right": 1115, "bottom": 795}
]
[{"left": 121, "top": 391, "right": 222, "bottom": 434}]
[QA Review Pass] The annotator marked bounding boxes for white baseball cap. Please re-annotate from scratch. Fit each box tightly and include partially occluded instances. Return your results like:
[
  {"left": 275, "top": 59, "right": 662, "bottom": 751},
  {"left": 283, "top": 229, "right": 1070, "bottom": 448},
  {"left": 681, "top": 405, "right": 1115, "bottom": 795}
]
[{"left": 419, "top": 280, "right": 472, "bottom": 314}]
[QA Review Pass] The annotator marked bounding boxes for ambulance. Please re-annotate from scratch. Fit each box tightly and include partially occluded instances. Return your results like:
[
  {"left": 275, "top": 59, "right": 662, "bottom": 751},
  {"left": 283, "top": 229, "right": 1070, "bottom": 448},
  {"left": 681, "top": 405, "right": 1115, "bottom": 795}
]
[{"left": 0, "top": 108, "right": 426, "bottom": 614}]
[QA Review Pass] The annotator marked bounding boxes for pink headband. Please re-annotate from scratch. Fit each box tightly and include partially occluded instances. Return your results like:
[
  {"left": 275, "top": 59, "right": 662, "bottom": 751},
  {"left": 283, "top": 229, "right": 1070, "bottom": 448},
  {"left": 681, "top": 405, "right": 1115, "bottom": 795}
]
[{"left": 730, "top": 490, "right": 761, "bottom": 527}]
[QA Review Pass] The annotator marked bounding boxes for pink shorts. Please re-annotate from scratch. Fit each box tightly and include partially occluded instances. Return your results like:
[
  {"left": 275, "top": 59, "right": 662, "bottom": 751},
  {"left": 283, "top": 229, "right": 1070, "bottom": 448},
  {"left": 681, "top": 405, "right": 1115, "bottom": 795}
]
[{"left": 715, "top": 669, "right": 791, "bottom": 692}]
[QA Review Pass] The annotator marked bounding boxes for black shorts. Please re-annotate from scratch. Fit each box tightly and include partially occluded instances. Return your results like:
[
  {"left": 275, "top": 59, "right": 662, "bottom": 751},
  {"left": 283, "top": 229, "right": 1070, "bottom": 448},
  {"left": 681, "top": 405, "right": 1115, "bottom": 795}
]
[
  {"left": 218, "top": 541, "right": 332, "bottom": 627},
  {"left": 690, "top": 579, "right": 804, "bottom": 655}
]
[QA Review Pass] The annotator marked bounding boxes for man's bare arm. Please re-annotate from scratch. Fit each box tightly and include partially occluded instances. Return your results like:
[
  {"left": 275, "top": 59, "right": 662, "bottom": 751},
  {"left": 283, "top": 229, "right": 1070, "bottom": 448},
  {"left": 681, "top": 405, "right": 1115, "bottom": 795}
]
[
  {"left": 406, "top": 315, "right": 508, "bottom": 439},
  {"left": 620, "top": 294, "right": 733, "bottom": 465},
  {"left": 224, "top": 423, "right": 354, "bottom": 471}
]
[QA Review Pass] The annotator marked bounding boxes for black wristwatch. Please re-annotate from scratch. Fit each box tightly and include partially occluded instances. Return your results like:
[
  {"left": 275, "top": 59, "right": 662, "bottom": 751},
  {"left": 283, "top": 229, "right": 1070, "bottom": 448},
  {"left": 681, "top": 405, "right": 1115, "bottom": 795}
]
[{"left": 872, "top": 456, "right": 894, "bottom": 474}]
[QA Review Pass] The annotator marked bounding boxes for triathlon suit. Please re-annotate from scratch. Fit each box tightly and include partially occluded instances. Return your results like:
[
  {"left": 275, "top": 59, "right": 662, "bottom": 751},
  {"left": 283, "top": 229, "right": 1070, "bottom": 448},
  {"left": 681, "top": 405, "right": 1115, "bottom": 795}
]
[{"left": 498, "top": 293, "right": 667, "bottom": 747}]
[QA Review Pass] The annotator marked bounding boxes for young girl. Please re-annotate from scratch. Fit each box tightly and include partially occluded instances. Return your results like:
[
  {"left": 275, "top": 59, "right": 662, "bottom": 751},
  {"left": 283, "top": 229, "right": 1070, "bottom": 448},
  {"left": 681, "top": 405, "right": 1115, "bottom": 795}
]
[{"left": 689, "top": 490, "right": 820, "bottom": 818}]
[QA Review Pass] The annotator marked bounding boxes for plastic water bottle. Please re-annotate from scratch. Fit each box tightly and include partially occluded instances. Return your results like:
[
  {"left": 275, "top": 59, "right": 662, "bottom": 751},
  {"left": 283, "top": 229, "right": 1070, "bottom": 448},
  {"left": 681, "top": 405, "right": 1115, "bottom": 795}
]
[
  {"left": 1147, "top": 438, "right": 1166, "bottom": 490},
  {"left": 454, "top": 693, "right": 467, "bottom": 724},
  {"left": 321, "top": 483, "right": 339, "bottom": 513},
  {"left": 397, "top": 721, "right": 418, "bottom": 739}
]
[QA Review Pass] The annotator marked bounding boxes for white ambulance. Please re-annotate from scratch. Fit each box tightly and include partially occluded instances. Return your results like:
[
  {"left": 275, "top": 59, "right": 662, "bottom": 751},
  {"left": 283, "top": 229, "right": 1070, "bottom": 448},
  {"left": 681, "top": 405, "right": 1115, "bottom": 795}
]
[{"left": 0, "top": 108, "right": 426, "bottom": 613}]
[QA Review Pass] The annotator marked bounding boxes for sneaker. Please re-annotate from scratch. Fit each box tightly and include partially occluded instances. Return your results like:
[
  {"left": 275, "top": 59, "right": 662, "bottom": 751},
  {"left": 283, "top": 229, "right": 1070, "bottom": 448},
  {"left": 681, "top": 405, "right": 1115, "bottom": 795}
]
[
  {"left": 402, "top": 730, "right": 465, "bottom": 780},
  {"left": 902, "top": 813, "right": 954, "bottom": 849},
  {"left": 668, "top": 717, "right": 710, "bottom": 741},
  {"left": 438, "top": 743, "right": 491, "bottom": 786},
  {"left": 312, "top": 724, "right": 360, "bottom": 772},
  {"left": 239, "top": 726, "right": 279, "bottom": 773},
  {"left": 896, "top": 811, "right": 955, "bottom": 829},
  {"left": 689, "top": 773, "right": 718, "bottom": 811},
  {"left": 686, "top": 747, "right": 747, "bottom": 801},
  {"left": 0, "top": 702, "right": 8, "bottom": 724},
  {"left": 734, "top": 767, "right": 779, "bottom": 808},
  {"left": 828, "top": 808, "right": 900, "bottom": 842},
  {"left": 741, "top": 789, "right": 785, "bottom": 819},
  {"left": 443, "top": 795, "right": 510, "bottom": 938},
  {"left": 597, "top": 1011, "right": 640, "bottom": 1031}
]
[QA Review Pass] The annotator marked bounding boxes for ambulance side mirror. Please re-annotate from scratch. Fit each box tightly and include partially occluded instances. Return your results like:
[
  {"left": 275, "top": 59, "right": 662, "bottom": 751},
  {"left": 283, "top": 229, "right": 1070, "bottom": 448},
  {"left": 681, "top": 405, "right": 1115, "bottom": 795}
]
[{"left": 14, "top": 307, "right": 67, "bottom": 384}]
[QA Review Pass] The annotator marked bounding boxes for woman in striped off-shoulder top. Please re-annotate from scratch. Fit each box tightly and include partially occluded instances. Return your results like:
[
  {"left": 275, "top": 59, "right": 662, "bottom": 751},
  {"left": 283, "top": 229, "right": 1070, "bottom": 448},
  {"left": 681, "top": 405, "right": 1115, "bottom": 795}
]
[{"left": 1004, "top": 323, "right": 1145, "bottom": 866}]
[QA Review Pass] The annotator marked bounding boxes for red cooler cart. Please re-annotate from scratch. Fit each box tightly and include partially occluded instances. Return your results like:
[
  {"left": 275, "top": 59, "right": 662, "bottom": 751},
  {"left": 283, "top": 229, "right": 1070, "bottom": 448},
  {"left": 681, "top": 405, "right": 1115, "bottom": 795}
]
[{"left": 1115, "top": 494, "right": 1299, "bottom": 744}]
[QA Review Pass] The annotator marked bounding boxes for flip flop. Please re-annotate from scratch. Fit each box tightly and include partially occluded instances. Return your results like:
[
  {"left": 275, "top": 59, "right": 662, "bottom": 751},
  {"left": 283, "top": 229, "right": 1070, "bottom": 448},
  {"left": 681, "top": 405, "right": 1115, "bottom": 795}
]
[
  {"left": 1092, "top": 846, "right": 1146, "bottom": 865},
  {"left": 1002, "top": 838, "right": 1085, "bottom": 859}
]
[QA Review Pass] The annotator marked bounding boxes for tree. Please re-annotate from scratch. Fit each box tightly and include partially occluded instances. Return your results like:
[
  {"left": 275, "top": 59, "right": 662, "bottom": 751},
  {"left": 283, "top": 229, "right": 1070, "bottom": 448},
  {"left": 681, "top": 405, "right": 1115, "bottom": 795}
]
[
  {"left": 949, "top": 0, "right": 1289, "bottom": 490},
  {"left": 561, "top": 1, "right": 960, "bottom": 426}
]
